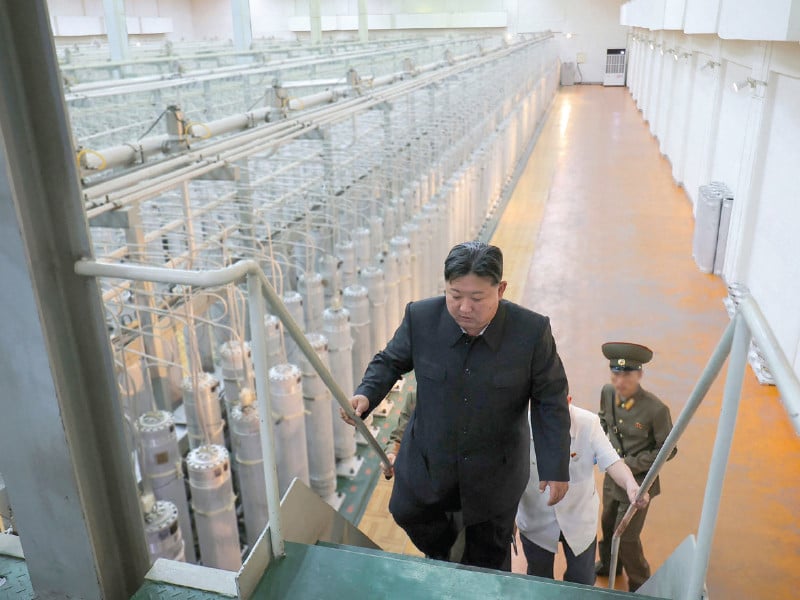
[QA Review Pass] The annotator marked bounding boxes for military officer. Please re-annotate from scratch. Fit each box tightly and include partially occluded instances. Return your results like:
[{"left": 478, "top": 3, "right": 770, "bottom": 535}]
[{"left": 595, "top": 342, "right": 676, "bottom": 592}]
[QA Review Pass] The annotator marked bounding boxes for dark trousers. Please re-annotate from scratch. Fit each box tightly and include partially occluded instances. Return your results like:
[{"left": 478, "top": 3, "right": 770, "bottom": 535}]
[
  {"left": 598, "top": 492, "right": 651, "bottom": 592},
  {"left": 390, "top": 486, "right": 515, "bottom": 571},
  {"left": 520, "top": 532, "right": 597, "bottom": 585}
]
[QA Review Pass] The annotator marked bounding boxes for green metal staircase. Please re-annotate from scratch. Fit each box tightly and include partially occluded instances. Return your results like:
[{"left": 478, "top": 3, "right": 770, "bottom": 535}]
[
  {"left": 253, "top": 541, "right": 662, "bottom": 600},
  {"left": 130, "top": 480, "right": 665, "bottom": 600}
]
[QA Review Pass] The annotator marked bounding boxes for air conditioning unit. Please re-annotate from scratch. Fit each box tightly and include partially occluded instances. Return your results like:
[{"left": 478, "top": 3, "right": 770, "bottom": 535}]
[{"left": 603, "top": 48, "right": 626, "bottom": 86}]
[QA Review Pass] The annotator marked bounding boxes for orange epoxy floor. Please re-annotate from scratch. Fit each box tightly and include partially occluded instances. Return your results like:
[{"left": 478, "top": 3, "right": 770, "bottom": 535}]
[{"left": 360, "top": 85, "right": 800, "bottom": 598}]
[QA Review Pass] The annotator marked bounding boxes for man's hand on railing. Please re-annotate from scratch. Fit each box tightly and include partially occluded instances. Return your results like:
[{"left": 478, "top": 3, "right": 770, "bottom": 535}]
[
  {"left": 380, "top": 452, "right": 397, "bottom": 480},
  {"left": 340, "top": 394, "right": 369, "bottom": 426}
]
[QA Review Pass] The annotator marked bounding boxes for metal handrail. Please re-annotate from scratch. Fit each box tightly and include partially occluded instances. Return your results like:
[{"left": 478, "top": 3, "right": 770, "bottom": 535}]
[
  {"left": 608, "top": 289, "right": 800, "bottom": 598},
  {"left": 74, "top": 258, "right": 392, "bottom": 561}
]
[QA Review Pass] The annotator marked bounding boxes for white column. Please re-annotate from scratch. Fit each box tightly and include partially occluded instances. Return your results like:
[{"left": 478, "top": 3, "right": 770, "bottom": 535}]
[
  {"left": 358, "top": 0, "right": 368, "bottom": 43},
  {"left": 231, "top": 0, "right": 253, "bottom": 52},
  {"left": 102, "top": 0, "right": 129, "bottom": 62},
  {"left": 310, "top": 0, "right": 322, "bottom": 44}
]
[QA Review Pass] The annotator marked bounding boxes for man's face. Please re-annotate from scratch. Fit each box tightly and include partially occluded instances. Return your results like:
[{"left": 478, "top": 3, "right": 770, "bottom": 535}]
[
  {"left": 610, "top": 369, "right": 642, "bottom": 398},
  {"left": 445, "top": 274, "right": 506, "bottom": 336}
]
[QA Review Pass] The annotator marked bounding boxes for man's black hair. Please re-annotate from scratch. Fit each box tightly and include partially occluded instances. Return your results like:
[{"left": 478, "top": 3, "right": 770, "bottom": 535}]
[{"left": 443, "top": 241, "right": 503, "bottom": 285}]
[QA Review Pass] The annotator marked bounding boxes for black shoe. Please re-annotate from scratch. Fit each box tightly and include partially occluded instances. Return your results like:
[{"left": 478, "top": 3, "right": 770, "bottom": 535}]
[{"left": 595, "top": 560, "right": 623, "bottom": 576}]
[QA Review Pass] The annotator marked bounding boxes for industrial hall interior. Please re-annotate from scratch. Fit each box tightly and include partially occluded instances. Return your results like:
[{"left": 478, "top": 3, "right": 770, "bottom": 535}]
[{"left": 1, "top": 0, "right": 799, "bottom": 598}]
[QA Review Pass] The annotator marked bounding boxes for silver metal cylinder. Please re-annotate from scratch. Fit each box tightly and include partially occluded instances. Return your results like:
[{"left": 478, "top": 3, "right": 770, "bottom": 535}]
[
  {"left": 269, "top": 363, "right": 310, "bottom": 495},
  {"left": 359, "top": 266, "right": 388, "bottom": 355},
  {"left": 390, "top": 235, "right": 412, "bottom": 311},
  {"left": 317, "top": 253, "right": 343, "bottom": 302},
  {"left": 300, "top": 333, "right": 337, "bottom": 499},
  {"left": 264, "top": 314, "right": 286, "bottom": 370},
  {"left": 322, "top": 306, "right": 357, "bottom": 460},
  {"left": 230, "top": 401, "right": 268, "bottom": 547},
  {"left": 343, "top": 284, "right": 372, "bottom": 387},
  {"left": 369, "top": 216, "right": 384, "bottom": 258},
  {"left": 335, "top": 240, "right": 357, "bottom": 288},
  {"left": 413, "top": 211, "right": 434, "bottom": 297},
  {"left": 219, "top": 340, "right": 251, "bottom": 411},
  {"left": 400, "top": 221, "right": 422, "bottom": 302},
  {"left": 353, "top": 227, "right": 372, "bottom": 269},
  {"left": 283, "top": 290, "right": 306, "bottom": 365},
  {"left": 298, "top": 272, "right": 325, "bottom": 333},
  {"left": 186, "top": 444, "right": 241, "bottom": 571},
  {"left": 144, "top": 500, "right": 185, "bottom": 563},
  {"left": 182, "top": 372, "right": 224, "bottom": 450},
  {"left": 137, "top": 410, "right": 196, "bottom": 563},
  {"left": 377, "top": 250, "right": 401, "bottom": 333}
]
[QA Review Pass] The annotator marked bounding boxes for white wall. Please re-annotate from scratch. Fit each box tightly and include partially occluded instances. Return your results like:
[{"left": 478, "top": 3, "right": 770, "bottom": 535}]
[
  {"left": 246, "top": 0, "right": 628, "bottom": 83},
  {"left": 514, "top": 0, "right": 629, "bottom": 83},
  {"left": 47, "top": 0, "right": 628, "bottom": 75},
  {"left": 627, "top": 29, "right": 800, "bottom": 376}
]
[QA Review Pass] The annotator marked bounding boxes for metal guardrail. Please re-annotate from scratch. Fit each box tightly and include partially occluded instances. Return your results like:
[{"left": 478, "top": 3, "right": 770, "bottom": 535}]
[
  {"left": 608, "top": 289, "right": 800, "bottom": 598},
  {"left": 74, "top": 258, "right": 392, "bottom": 561}
]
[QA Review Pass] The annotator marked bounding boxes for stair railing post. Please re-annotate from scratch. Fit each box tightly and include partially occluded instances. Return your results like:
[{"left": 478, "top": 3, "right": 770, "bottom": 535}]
[
  {"left": 684, "top": 312, "right": 750, "bottom": 599},
  {"left": 247, "top": 272, "right": 285, "bottom": 559}
]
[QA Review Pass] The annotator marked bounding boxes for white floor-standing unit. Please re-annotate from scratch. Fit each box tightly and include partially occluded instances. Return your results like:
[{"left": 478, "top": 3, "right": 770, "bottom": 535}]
[{"left": 604, "top": 48, "right": 627, "bottom": 86}]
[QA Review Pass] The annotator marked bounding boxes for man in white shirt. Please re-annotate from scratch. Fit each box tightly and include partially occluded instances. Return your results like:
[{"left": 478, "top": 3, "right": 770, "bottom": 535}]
[{"left": 515, "top": 399, "right": 648, "bottom": 584}]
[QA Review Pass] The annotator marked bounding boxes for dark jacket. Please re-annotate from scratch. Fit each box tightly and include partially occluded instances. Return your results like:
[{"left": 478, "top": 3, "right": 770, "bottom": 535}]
[
  {"left": 598, "top": 383, "right": 675, "bottom": 501},
  {"left": 355, "top": 297, "right": 570, "bottom": 525}
]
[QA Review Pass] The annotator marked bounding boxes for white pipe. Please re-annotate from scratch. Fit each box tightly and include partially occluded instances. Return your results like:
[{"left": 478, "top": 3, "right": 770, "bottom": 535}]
[
  {"left": 287, "top": 90, "right": 336, "bottom": 111},
  {"left": 739, "top": 296, "right": 800, "bottom": 435}
]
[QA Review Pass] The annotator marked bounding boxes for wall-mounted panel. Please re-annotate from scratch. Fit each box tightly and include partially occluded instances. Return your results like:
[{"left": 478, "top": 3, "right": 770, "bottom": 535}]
[
  {"left": 683, "top": 0, "right": 721, "bottom": 34},
  {"left": 682, "top": 54, "right": 719, "bottom": 206},
  {"left": 52, "top": 15, "right": 104, "bottom": 36},
  {"left": 708, "top": 60, "right": 750, "bottom": 195},
  {"left": 745, "top": 72, "right": 800, "bottom": 364},
  {"left": 140, "top": 17, "right": 174, "bottom": 34},
  {"left": 718, "top": 0, "right": 800, "bottom": 40},
  {"left": 664, "top": 0, "right": 687, "bottom": 29}
]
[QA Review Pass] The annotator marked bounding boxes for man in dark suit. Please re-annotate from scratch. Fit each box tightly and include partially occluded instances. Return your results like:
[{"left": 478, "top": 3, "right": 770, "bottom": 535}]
[{"left": 344, "top": 241, "right": 571, "bottom": 571}]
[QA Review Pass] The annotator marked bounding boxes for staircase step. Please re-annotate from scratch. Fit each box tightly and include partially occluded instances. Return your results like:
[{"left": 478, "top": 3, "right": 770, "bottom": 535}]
[{"left": 253, "top": 541, "right": 664, "bottom": 599}]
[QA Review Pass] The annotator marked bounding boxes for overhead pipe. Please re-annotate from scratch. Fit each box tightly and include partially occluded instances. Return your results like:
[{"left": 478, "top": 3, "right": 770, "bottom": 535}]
[{"left": 82, "top": 37, "right": 550, "bottom": 207}]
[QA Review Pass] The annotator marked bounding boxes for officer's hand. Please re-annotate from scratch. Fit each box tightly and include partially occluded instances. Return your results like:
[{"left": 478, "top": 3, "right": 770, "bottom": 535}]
[
  {"left": 540, "top": 481, "right": 569, "bottom": 506},
  {"left": 340, "top": 394, "right": 369, "bottom": 426},
  {"left": 627, "top": 485, "right": 650, "bottom": 509},
  {"left": 381, "top": 452, "right": 397, "bottom": 480}
]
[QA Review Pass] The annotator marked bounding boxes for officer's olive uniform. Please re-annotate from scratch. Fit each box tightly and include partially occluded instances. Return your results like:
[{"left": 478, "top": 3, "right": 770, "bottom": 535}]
[{"left": 598, "top": 383, "right": 675, "bottom": 591}]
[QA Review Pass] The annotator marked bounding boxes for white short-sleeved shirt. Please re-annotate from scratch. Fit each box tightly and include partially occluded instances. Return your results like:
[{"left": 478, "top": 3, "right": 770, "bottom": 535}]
[{"left": 516, "top": 404, "right": 621, "bottom": 555}]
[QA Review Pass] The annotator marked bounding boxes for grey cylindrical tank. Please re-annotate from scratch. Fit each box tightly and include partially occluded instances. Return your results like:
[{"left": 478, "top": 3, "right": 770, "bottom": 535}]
[
  {"left": 283, "top": 290, "right": 306, "bottom": 366},
  {"left": 335, "top": 240, "right": 357, "bottom": 289},
  {"left": 389, "top": 235, "right": 412, "bottom": 311},
  {"left": 369, "top": 216, "right": 384, "bottom": 258},
  {"left": 186, "top": 444, "right": 241, "bottom": 571},
  {"left": 300, "top": 333, "right": 337, "bottom": 499},
  {"left": 323, "top": 306, "right": 357, "bottom": 460},
  {"left": 359, "top": 266, "right": 388, "bottom": 355},
  {"left": 219, "top": 340, "right": 251, "bottom": 413},
  {"left": 317, "top": 253, "right": 343, "bottom": 302},
  {"left": 269, "top": 363, "right": 310, "bottom": 495},
  {"left": 264, "top": 314, "right": 286, "bottom": 370},
  {"left": 182, "top": 372, "right": 224, "bottom": 450},
  {"left": 377, "top": 250, "right": 401, "bottom": 333},
  {"left": 298, "top": 272, "right": 325, "bottom": 333},
  {"left": 343, "top": 284, "right": 372, "bottom": 386},
  {"left": 137, "top": 410, "right": 196, "bottom": 563},
  {"left": 144, "top": 500, "right": 185, "bottom": 562},
  {"left": 353, "top": 227, "right": 372, "bottom": 270},
  {"left": 400, "top": 221, "right": 422, "bottom": 302},
  {"left": 230, "top": 394, "right": 268, "bottom": 547}
]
